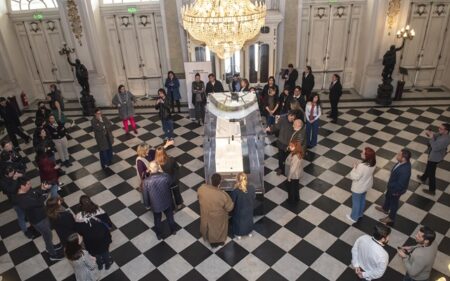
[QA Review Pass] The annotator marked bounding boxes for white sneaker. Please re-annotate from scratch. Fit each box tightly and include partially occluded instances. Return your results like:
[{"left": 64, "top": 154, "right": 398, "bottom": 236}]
[
  {"left": 346, "top": 214, "right": 356, "bottom": 224},
  {"left": 235, "top": 236, "right": 242, "bottom": 240}
]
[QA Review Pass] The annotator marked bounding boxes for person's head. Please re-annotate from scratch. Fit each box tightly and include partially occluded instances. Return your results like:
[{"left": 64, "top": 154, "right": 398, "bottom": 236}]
[
  {"left": 373, "top": 223, "right": 391, "bottom": 245},
  {"left": 293, "top": 119, "right": 303, "bottom": 131},
  {"left": 240, "top": 78, "right": 249, "bottom": 90},
  {"left": 396, "top": 149, "right": 411, "bottom": 163},
  {"left": 235, "top": 172, "right": 248, "bottom": 193},
  {"left": 65, "top": 233, "right": 83, "bottom": 261},
  {"left": 168, "top": 71, "right": 175, "bottom": 79},
  {"left": 3, "top": 166, "right": 15, "bottom": 178},
  {"left": 287, "top": 111, "right": 296, "bottom": 122},
  {"left": 283, "top": 86, "right": 290, "bottom": 95},
  {"left": 148, "top": 161, "right": 161, "bottom": 174},
  {"left": 268, "top": 76, "right": 275, "bottom": 86},
  {"left": 136, "top": 143, "right": 149, "bottom": 157},
  {"left": 195, "top": 73, "right": 201, "bottom": 82},
  {"left": 288, "top": 63, "right": 294, "bottom": 70},
  {"left": 208, "top": 73, "right": 216, "bottom": 83},
  {"left": 17, "top": 177, "right": 31, "bottom": 194},
  {"left": 46, "top": 196, "right": 64, "bottom": 220},
  {"left": 439, "top": 123, "right": 450, "bottom": 135},
  {"left": 75, "top": 59, "right": 81, "bottom": 65},
  {"left": 50, "top": 84, "right": 57, "bottom": 91},
  {"left": 305, "top": 66, "right": 312, "bottom": 73},
  {"left": 290, "top": 101, "right": 301, "bottom": 111},
  {"left": 415, "top": 226, "right": 436, "bottom": 246},
  {"left": 158, "top": 88, "right": 166, "bottom": 98},
  {"left": 294, "top": 86, "right": 302, "bottom": 96},
  {"left": 1, "top": 140, "right": 13, "bottom": 151},
  {"left": 249, "top": 87, "right": 256, "bottom": 93},
  {"left": 332, "top": 74, "right": 340, "bottom": 82},
  {"left": 268, "top": 87, "right": 276, "bottom": 96},
  {"left": 310, "top": 93, "right": 320, "bottom": 104},
  {"left": 288, "top": 141, "right": 303, "bottom": 159},
  {"left": 211, "top": 173, "right": 221, "bottom": 187},
  {"left": 48, "top": 114, "right": 56, "bottom": 124},
  {"left": 118, "top": 84, "right": 126, "bottom": 93},
  {"left": 94, "top": 108, "right": 102, "bottom": 119},
  {"left": 0, "top": 97, "right": 6, "bottom": 107},
  {"left": 233, "top": 73, "right": 240, "bottom": 81},
  {"left": 389, "top": 45, "right": 396, "bottom": 51},
  {"left": 79, "top": 195, "right": 99, "bottom": 215},
  {"left": 362, "top": 147, "right": 376, "bottom": 167},
  {"left": 155, "top": 146, "right": 168, "bottom": 165},
  {"left": 46, "top": 93, "right": 52, "bottom": 101},
  {"left": 38, "top": 101, "right": 46, "bottom": 109}
]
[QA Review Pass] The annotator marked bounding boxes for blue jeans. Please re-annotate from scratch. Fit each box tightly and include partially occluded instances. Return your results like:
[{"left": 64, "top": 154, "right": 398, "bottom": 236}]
[
  {"left": 33, "top": 218, "right": 56, "bottom": 256},
  {"left": 306, "top": 120, "right": 319, "bottom": 147},
  {"left": 153, "top": 206, "right": 176, "bottom": 237},
  {"left": 351, "top": 192, "right": 366, "bottom": 221},
  {"left": 267, "top": 115, "right": 275, "bottom": 126},
  {"left": 13, "top": 205, "right": 28, "bottom": 233},
  {"left": 161, "top": 119, "right": 174, "bottom": 140},
  {"left": 99, "top": 147, "right": 113, "bottom": 168},
  {"left": 49, "top": 184, "right": 59, "bottom": 199}
]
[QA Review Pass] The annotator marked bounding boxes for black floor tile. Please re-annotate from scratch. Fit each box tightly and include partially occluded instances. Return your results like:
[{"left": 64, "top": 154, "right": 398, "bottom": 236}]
[
  {"left": 143, "top": 241, "right": 177, "bottom": 267},
  {"left": 252, "top": 240, "right": 285, "bottom": 266},
  {"left": 289, "top": 240, "right": 323, "bottom": 266}
]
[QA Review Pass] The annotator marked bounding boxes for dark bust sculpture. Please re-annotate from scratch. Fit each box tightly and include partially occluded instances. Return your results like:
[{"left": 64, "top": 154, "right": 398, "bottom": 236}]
[
  {"left": 381, "top": 41, "right": 405, "bottom": 81},
  {"left": 67, "top": 57, "right": 90, "bottom": 94}
]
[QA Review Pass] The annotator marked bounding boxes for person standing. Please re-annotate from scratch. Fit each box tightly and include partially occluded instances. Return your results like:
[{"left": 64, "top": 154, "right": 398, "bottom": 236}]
[
  {"left": 279, "top": 87, "right": 293, "bottom": 115},
  {"left": 165, "top": 71, "right": 181, "bottom": 113},
  {"left": 47, "top": 84, "right": 69, "bottom": 126},
  {"left": 35, "top": 101, "right": 51, "bottom": 127},
  {"left": 0, "top": 97, "right": 31, "bottom": 147},
  {"left": 35, "top": 148, "right": 61, "bottom": 199},
  {"left": 205, "top": 73, "right": 224, "bottom": 95},
  {"left": 46, "top": 196, "right": 76, "bottom": 246},
  {"left": 75, "top": 195, "right": 113, "bottom": 270},
  {"left": 305, "top": 94, "right": 322, "bottom": 148},
  {"left": 290, "top": 119, "right": 306, "bottom": 154},
  {"left": 91, "top": 109, "right": 114, "bottom": 169},
  {"left": 328, "top": 74, "right": 343, "bottom": 124},
  {"left": 293, "top": 86, "right": 306, "bottom": 111},
  {"left": 346, "top": 147, "right": 377, "bottom": 223},
  {"left": 283, "top": 64, "right": 299, "bottom": 91},
  {"left": 192, "top": 73, "right": 206, "bottom": 125},
  {"left": 264, "top": 87, "right": 279, "bottom": 127},
  {"left": 0, "top": 140, "right": 27, "bottom": 174},
  {"left": 142, "top": 161, "right": 177, "bottom": 240},
  {"left": 33, "top": 127, "right": 56, "bottom": 161},
  {"left": 261, "top": 76, "right": 279, "bottom": 100},
  {"left": 65, "top": 233, "right": 98, "bottom": 281},
  {"left": 198, "top": 173, "right": 234, "bottom": 248},
  {"left": 351, "top": 223, "right": 391, "bottom": 280},
  {"left": 265, "top": 111, "right": 296, "bottom": 176},
  {"left": 418, "top": 123, "right": 450, "bottom": 195},
  {"left": 375, "top": 149, "right": 412, "bottom": 225},
  {"left": 231, "top": 173, "right": 255, "bottom": 239},
  {"left": 15, "top": 177, "right": 64, "bottom": 261},
  {"left": 301, "top": 66, "right": 315, "bottom": 100},
  {"left": 112, "top": 85, "right": 137, "bottom": 134},
  {"left": 46, "top": 114, "right": 71, "bottom": 167},
  {"left": 285, "top": 141, "right": 303, "bottom": 203},
  {"left": 155, "top": 146, "right": 183, "bottom": 210},
  {"left": 155, "top": 88, "right": 174, "bottom": 142},
  {"left": 398, "top": 226, "right": 438, "bottom": 281},
  {"left": 230, "top": 73, "right": 241, "bottom": 92}
]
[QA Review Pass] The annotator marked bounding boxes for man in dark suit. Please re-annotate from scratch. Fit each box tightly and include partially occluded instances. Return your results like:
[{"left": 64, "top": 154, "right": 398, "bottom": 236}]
[
  {"left": 205, "top": 73, "right": 224, "bottom": 96},
  {"left": 376, "top": 149, "right": 412, "bottom": 225},
  {"left": 328, "top": 74, "right": 343, "bottom": 123},
  {"left": 283, "top": 64, "right": 298, "bottom": 91},
  {"left": 0, "top": 97, "right": 30, "bottom": 147},
  {"left": 301, "top": 66, "right": 315, "bottom": 100}
]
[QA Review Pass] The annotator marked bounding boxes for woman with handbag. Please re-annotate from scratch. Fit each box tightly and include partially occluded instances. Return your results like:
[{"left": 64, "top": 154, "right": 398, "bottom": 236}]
[
  {"left": 155, "top": 146, "right": 184, "bottom": 210},
  {"left": 75, "top": 195, "right": 113, "bottom": 271}
]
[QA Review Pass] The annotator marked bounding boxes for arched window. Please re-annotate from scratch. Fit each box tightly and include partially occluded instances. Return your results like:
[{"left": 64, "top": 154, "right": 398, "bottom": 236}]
[
  {"left": 102, "top": 0, "right": 157, "bottom": 4},
  {"left": 10, "top": 0, "right": 58, "bottom": 11}
]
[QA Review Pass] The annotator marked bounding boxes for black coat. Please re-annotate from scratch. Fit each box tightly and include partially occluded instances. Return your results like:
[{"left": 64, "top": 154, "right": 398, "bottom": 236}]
[
  {"left": 205, "top": 80, "right": 224, "bottom": 95},
  {"left": 50, "top": 209, "right": 76, "bottom": 245},
  {"left": 15, "top": 188, "right": 48, "bottom": 225},
  {"left": 0, "top": 103, "right": 21, "bottom": 129},
  {"left": 160, "top": 157, "right": 180, "bottom": 187},
  {"left": 283, "top": 69, "right": 298, "bottom": 90},
  {"left": 91, "top": 116, "right": 114, "bottom": 151},
  {"left": 301, "top": 72, "right": 315, "bottom": 97},
  {"left": 75, "top": 211, "right": 112, "bottom": 256},
  {"left": 329, "top": 81, "right": 343, "bottom": 103},
  {"left": 35, "top": 108, "right": 51, "bottom": 126},
  {"left": 0, "top": 150, "right": 26, "bottom": 174},
  {"left": 46, "top": 122, "right": 66, "bottom": 139},
  {"left": 261, "top": 84, "right": 279, "bottom": 99},
  {"left": 155, "top": 97, "right": 172, "bottom": 120},
  {"left": 231, "top": 185, "right": 255, "bottom": 236},
  {"left": 0, "top": 176, "right": 19, "bottom": 204},
  {"left": 278, "top": 93, "right": 294, "bottom": 115}
]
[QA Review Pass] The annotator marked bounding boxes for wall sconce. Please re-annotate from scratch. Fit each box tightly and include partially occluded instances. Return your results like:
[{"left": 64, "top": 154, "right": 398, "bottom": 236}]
[
  {"left": 139, "top": 15, "right": 149, "bottom": 26},
  {"left": 121, "top": 16, "right": 131, "bottom": 27},
  {"left": 435, "top": 4, "right": 445, "bottom": 16},
  {"left": 386, "top": 0, "right": 401, "bottom": 34},
  {"left": 396, "top": 25, "right": 415, "bottom": 40},
  {"left": 416, "top": 4, "right": 426, "bottom": 16},
  {"left": 30, "top": 22, "right": 40, "bottom": 32},
  {"left": 315, "top": 7, "right": 326, "bottom": 19},
  {"left": 336, "top": 6, "right": 345, "bottom": 18},
  {"left": 47, "top": 20, "right": 56, "bottom": 31},
  {"left": 59, "top": 42, "right": 75, "bottom": 56}
]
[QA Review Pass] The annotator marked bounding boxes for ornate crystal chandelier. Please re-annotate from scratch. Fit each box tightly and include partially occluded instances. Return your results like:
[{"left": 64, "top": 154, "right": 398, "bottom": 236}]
[{"left": 181, "top": 0, "right": 267, "bottom": 59}]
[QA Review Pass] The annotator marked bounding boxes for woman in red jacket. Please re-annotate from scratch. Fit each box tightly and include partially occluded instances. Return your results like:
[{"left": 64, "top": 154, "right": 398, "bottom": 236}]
[{"left": 35, "top": 147, "right": 60, "bottom": 199}]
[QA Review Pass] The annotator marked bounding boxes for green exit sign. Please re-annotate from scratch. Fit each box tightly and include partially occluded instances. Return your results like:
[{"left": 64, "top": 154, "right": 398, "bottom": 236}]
[
  {"left": 329, "top": 0, "right": 337, "bottom": 2},
  {"left": 33, "top": 13, "right": 43, "bottom": 20},
  {"left": 127, "top": 7, "right": 137, "bottom": 14}
]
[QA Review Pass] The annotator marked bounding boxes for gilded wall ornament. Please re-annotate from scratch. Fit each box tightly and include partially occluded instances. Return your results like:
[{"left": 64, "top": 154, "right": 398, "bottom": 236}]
[
  {"left": 387, "top": 0, "right": 401, "bottom": 34},
  {"left": 67, "top": 0, "right": 83, "bottom": 45}
]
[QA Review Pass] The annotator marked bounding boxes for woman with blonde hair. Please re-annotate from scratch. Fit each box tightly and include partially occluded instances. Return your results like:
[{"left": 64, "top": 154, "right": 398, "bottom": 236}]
[
  {"left": 155, "top": 146, "right": 183, "bottom": 209},
  {"left": 231, "top": 173, "right": 255, "bottom": 239},
  {"left": 285, "top": 141, "right": 303, "bottom": 202}
]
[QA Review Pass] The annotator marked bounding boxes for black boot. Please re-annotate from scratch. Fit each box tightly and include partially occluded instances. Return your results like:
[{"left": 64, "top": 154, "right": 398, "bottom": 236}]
[{"left": 176, "top": 100, "right": 181, "bottom": 113}]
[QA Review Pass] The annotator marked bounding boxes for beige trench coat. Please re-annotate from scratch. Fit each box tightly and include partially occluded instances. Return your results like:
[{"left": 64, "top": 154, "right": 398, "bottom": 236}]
[{"left": 198, "top": 184, "right": 234, "bottom": 243}]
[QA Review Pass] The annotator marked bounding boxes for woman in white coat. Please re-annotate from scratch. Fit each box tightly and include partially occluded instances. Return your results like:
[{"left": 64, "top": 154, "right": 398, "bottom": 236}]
[{"left": 347, "top": 147, "right": 376, "bottom": 223}]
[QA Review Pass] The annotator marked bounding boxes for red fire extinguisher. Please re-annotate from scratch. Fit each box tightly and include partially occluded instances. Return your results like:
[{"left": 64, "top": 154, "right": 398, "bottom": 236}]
[{"left": 20, "top": 91, "right": 29, "bottom": 108}]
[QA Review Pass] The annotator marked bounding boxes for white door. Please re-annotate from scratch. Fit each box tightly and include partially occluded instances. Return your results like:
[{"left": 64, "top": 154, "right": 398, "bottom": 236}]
[{"left": 14, "top": 20, "right": 76, "bottom": 99}]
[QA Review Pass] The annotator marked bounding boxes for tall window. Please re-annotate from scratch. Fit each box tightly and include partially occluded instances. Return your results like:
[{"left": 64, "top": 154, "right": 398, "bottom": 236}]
[
  {"left": 194, "top": 46, "right": 216, "bottom": 75},
  {"left": 102, "top": 0, "right": 157, "bottom": 4},
  {"left": 249, "top": 43, "right": 269, "bottom": 83},
  {"left": 10, "top": 0, "right": 58, "bottom": 11},
  {"left": 224, "top": 51, "right": 241, "bottom": 80}
]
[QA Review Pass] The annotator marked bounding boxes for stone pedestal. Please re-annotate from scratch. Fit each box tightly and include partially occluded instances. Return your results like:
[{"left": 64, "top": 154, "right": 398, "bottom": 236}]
[
  {"left": 80, "top": 90, "right": 96, "bottom": 116},
  {"left": 376, "top": 79, "right": 393, "bottom": 106}
]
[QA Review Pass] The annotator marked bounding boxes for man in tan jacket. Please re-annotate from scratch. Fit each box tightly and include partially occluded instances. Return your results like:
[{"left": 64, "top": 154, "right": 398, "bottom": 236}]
[{"left": 198, "top": 173, "right": 234, "bottom": 248}]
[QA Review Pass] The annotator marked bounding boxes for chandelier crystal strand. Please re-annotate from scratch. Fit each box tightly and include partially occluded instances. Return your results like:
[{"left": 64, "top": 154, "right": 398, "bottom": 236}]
[{"left": 182, "top": 0, "right": 267, "bottom": 59}]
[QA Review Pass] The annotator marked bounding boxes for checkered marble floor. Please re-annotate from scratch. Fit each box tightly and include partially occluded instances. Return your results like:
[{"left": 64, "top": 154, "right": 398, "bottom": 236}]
[{"left": 0, "top": 105, "right": 449, "bottom": 281}]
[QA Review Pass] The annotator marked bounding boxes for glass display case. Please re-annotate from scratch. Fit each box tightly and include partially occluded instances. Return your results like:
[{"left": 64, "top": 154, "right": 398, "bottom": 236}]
[{"left": 203, "top": 91, "right": 265, "bottom": 200}]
